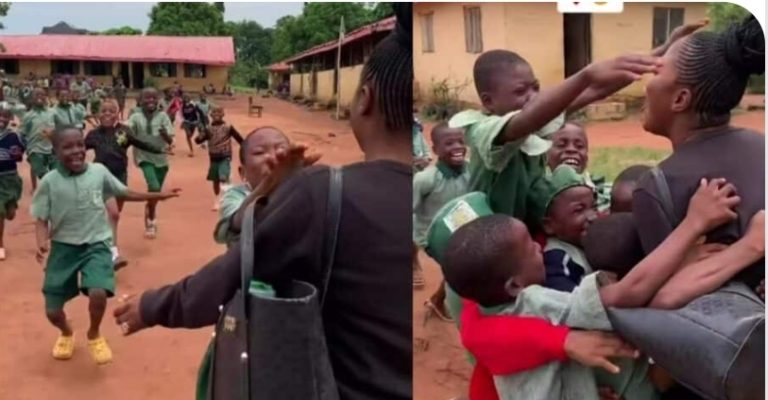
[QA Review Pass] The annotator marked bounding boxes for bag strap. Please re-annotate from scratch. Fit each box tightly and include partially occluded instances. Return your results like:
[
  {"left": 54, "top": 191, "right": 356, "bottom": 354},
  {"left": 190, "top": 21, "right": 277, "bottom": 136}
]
[
  {"left": 650, "top": 166, "right": 679, "bottom": 225},
  {"left": 320, "top": 167, "right": 343, "bottom": 308},
  {"left": 240, "top": 202, "right": 256, "bottom": 312}
]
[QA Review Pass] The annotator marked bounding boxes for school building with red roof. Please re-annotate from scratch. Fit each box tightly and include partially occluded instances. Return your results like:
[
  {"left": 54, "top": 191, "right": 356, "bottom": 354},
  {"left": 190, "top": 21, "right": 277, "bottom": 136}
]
[{"left": 0, "top": 34, "right": 235, "bottom": 91}]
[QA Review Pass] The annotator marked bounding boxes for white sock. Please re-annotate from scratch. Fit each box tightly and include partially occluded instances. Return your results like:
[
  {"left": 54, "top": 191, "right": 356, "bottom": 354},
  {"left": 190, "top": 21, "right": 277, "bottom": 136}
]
[{"left": 111, "top": 246, "right": 119, "bottom": 260}]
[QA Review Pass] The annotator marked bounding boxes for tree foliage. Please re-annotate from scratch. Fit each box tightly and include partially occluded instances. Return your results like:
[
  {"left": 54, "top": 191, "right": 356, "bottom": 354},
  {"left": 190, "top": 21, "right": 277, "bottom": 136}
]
[
  {"left": 0, "top": 2, "right": 9, "bottom": 30},
  {"left": 707, "top": 3, "right": 751, "bottom": 32},
  {"left": 271, "top": 2, "right": 392, "bottom": 62},
  {"left": 228, "top": 20, "right": 273, "bottom": 88},
  {"left": 100, "top": 26, "right": 142, "bottom": 35},
  {"left": 147, "top": 2, "right": 228, "bottom": 36}
]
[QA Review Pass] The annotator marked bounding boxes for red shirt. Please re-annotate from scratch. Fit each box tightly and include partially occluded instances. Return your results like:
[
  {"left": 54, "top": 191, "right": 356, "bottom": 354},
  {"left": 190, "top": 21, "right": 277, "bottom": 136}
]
[{"left": 460, "top": 300, "right": 569, "bottom": 400}]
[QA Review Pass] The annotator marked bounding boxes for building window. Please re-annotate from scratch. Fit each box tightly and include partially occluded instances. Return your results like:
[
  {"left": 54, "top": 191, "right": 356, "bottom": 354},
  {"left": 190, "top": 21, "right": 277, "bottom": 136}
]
[
  {"left": 83, "top": 61, "right": 112, "bottom": 76},
  {"left": 464, "top": 7, "right": 483, "bottom": 54},
  {"left": 184, "top": 64, "right": 207, "bottom": 78},
  {"left": 150, "top": 63, "right": 177, "bottom": 78},
  {"left": 421, "top": 13, "right": 435, "bottom": 53},
  {"left": 0, "top": 59, "right": 19, "bottom": 75},
  {"left": 652, "top": 7, "right": 685, "bottom": 48},
  {"left": 51, "top": 60, "right": 80, "bottom": 75}
]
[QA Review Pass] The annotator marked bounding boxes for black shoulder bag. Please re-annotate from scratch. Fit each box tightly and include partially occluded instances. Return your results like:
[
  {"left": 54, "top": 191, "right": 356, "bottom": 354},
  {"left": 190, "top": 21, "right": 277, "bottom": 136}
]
[
  {"left": 606, "top": 167, "right": 764, "bottom": 400},
  {"left": 207, "top": 167, "right": 343, "bottom": 400}
]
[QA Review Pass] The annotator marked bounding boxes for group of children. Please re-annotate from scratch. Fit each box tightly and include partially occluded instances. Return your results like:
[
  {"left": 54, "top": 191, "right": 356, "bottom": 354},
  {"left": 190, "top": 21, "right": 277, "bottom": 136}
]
[
  {"left": 0, "top": 81, "right": 269, "bottom": 365},
  {"left": 414, "top": 16, "right": 764, "bottom": 400}
]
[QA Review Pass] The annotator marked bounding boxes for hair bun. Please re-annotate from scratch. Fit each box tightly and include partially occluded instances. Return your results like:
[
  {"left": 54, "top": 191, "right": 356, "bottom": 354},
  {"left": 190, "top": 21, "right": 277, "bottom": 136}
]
[
  {"left": 392, "top": 3, "right": 412, "bottom": 46},
  {"left": 723, "top": 15, "right": 765, "bottom": 76}
]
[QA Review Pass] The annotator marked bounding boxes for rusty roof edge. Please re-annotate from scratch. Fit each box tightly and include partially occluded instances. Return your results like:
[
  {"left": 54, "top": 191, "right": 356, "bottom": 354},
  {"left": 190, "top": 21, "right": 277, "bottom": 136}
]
[{"left": 283, "top": 16, "right": 395, "bottom": 64}]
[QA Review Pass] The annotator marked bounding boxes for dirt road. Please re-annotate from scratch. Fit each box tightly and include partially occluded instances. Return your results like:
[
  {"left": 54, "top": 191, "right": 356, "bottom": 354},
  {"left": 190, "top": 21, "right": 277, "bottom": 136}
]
[{"left": 0, "top": 95, "right": 361, "bottom": 399}]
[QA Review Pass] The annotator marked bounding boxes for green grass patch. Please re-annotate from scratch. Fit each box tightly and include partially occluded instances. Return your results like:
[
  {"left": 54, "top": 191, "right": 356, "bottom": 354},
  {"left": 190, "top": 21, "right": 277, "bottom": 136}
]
[
  {"left": 589, "top": 147, "right": 670, "bottom": 181},
  {"left": 231, "top": 85, "right": 259, "bottom": 94}
]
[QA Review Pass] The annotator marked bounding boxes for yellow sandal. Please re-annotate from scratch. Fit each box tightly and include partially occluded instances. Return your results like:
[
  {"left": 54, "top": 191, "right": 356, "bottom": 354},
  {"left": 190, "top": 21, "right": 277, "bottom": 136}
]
[
  {"left": 52, "top": 334, "right": 75, "bottom": 360},
  {"left": 87, "top": 336, "right": 113, "bottom": 365}
]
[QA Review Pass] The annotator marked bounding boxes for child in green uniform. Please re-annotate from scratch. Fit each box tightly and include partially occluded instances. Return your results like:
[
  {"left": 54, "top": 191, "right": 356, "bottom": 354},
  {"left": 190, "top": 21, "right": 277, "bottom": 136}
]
[
  {"left": 413, "top": 123, "right": 469, "bottom": 319},
  {"left": 90, "top": 83, "right": 107, "bottom": 118},
  {"left": 20, "top": 88, "right": 56, "bottom": 191},
  {"left": 126, "top": 87, "right": 175, "bottom": 239},
  {"left": 194, "top": 106, "right": 243, "bottom": 210},
  {"left": 214, "top": 127, "right": 290, "bottom": 247},
  {"left": 53, "top": 89, "right": 87, "bottom": 130},
  {"left": 31, "top": 126, "right": 181, "bottom": 364},
  {"left": 546, "top": 121, "right": 612, "bottom": 213},
  {"left": 0, "top": 109, "right": 24, "bottom": 261},
  {"left": 197, "top": 93, "right": 212, "bottom": 127}
]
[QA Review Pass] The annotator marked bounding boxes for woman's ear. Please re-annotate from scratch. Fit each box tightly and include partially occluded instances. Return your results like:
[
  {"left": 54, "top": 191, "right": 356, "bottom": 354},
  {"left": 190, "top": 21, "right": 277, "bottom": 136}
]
[
  {"left": 355, "top": 83, "right": 374, "bottom": 117},
  {"left": 671, "top": 87, "right": 692, "bottom": 113}
]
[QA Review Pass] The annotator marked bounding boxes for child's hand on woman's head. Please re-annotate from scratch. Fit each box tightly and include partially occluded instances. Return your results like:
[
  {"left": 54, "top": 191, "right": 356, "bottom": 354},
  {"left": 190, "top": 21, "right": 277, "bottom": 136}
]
[
  {"left": 685, "top": 178, "right": 740, "bottom": 234},
  {"left": 584, "top": 55, "right": 660, "bottom": 89}
]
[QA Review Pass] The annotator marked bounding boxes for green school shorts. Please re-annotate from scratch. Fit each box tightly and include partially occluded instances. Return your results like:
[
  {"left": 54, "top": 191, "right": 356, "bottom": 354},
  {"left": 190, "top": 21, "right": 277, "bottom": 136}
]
[
  {"left": 206, "top": 158, "right": 231, "bottom": 183},
  {"left": 28, "top": 152, "right": 56, "bottom": 179},
  {"left": 139, "top": 162, "right": 169, "bottom": 192},
  {"left": 43, "top": 241, "right": 115, "bottom": 311},
  {"left": 0, "top": 174, "right": 22, "bottom": 217}
]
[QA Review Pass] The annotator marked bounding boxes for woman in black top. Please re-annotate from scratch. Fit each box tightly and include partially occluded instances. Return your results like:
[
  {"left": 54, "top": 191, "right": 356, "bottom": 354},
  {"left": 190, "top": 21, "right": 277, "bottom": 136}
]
[
  {"left": 85, "top": 99, "right": 166, "bottom": 269},
  {"left": 634, "top": 16, "right": 764, "bottom": 400},
  {"left": 115, "top": 5, "right": 413, "bottom": 400}
]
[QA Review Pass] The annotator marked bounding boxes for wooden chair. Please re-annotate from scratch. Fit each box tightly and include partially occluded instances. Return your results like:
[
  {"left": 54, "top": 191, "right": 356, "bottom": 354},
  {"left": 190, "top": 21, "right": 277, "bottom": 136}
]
[{"left": 248, "top": 96, "right": 263, "bottom": 118}]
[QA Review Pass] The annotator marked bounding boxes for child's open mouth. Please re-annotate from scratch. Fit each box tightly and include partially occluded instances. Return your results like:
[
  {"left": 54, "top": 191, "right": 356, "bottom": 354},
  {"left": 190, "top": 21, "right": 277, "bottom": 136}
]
[
  {"left": 449, "top": 149, "right": 465, "bottom": 162},
  {"left": 560, "top": 157, "right": 582, "bottom": 168}
]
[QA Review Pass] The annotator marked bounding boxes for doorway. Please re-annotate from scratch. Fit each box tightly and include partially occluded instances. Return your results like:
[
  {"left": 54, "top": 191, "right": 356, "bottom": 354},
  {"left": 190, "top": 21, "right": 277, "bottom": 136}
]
[
  {"left": 131, "top": 62, "right": 145, "bottom": 89},
  {"left": 119, "top": 62, "right": 130, "bottom": 87},
  {"left": 563, "top": 13, "right": 592, "bottom": 77}
]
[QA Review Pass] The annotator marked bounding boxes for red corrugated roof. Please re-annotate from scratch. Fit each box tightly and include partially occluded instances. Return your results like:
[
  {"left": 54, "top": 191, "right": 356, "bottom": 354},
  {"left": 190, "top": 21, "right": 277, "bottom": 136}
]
[
  {"left": 284, "top": 16, "right": 395, "bottom": 64},
  {"left": 0, "top": 35, "right": 235, "bottom": 66}
]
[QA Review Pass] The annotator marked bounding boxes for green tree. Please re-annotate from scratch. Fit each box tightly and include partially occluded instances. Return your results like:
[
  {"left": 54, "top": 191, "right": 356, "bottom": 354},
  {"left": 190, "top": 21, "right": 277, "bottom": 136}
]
[
  {"left": 0, "top": 2, "right": 10, "bottom": 52},
  {"left": 227, "top": 20, "right": 274, "bottom": 88},
  {"left": 100, "top": 26, "right": 142, "bottom": 35},
  {"left": 147, "top": 2, "right": 228, "bottom": 36},
  {"left": 270, "top": 2, "right": 390, "bottom": 62},
  {"left": 707, "top": 3, "right": 751, "bottom": 32}
]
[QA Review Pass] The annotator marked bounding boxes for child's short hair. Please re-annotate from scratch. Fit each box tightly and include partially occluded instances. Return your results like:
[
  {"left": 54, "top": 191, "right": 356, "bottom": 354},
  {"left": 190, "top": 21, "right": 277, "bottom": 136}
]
[
  {"left": 614, "top": 165, "right": 651, "bottom": 187},
  {"left": 443, "top": 214, "right": 521, "bottom": 306},
  {"left": 51, "top": 125, "right": 82, "bottom": 147},
  {"left": 584, "top": 213, "right": 644, "bottom": 278},
  {"left": 473, "top": 50, "right": 528, "bottom": 95},
  {"left": 238, "top": 126, "right": 288, "bottom": 164},
  {"left": 429, "top": 122, "right": 452, "bottom": 144}
]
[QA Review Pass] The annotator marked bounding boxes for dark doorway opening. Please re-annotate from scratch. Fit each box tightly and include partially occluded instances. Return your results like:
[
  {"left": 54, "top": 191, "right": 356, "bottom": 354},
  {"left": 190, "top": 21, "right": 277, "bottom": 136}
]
[
  {"left": 119, "top": 62, "right": 130, "bottom": 87},
  {"left": 564, "top": 13, "right": 592, "bottom": 77},
  {"left": 131, "top": 62, "right": 145, "bottom": 89}
]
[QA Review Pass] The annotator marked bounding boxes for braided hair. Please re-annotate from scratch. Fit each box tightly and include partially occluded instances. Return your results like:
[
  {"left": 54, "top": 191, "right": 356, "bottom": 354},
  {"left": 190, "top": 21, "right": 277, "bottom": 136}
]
[
  {"left": 676, "top": 15, "right": 764, "bottom": 127},
  {"left": 359, "top": 3, "right": 413, "bottom": 132}
]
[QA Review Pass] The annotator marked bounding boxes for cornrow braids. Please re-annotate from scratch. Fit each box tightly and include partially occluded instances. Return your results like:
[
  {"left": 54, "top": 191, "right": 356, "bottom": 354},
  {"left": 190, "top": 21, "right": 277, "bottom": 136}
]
[
  {"left": 676, "top": 15, "right": 764, "bottom": 128},
  {"left": 359, "top": 3, "right": 413, "bottom": 132}
]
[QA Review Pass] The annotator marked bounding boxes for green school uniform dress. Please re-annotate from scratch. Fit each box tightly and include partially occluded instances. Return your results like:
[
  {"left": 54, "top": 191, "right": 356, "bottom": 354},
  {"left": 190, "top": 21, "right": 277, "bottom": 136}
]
[
  {"left": 413, "top": 162, "right": 470, "bottom": 247},
  {"left": 443, "top": 109, "right": 564, "bottom": 331},
  {"left": 489, "top": 273, "right": 658, "bottom": 400},
  {"left": 127, "top": 110, "right": 174, "bottom": 192},
  {"left": 20, "top": 107, "right": 56, "bottom": 179},
  {"left": 52, "top": 103, "right": 87, "bottom": 130},
  {"left": 213, "top": 184, "right": 250, "bottom": 247},
  {"left": 30, "top": 163, "right": 127, "bottom": 311}
]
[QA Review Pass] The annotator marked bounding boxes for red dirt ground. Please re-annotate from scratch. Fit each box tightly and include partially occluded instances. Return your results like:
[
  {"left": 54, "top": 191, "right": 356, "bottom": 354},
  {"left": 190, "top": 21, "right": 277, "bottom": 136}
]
[
  {"left": 414, "top": 104, "right": 765, "bottom": 400},
  {"left": 0, "top": 95, "right": 361, "bottom": 399}
]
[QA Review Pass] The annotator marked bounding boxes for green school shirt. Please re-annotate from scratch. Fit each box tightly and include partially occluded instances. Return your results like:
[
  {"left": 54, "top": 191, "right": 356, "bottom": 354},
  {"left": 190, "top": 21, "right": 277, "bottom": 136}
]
[
  {"left": 413, "top": 162, "right": 470, "bottom": 246},
  {"left": 19, "top": 107, "right": 55, "bottom": 155},
  {"left": 30, "top": 162, "right": 128, "bottom": 245},
  {"left": 213, "top": 183, "right": 250, "bottom": 246},
  {"left": 489, "top": 273, "right": 658, "bottom": 400},
  {"left": 69, "top": 81, "right": 90, "bottom": 100},
  {"left": 197, "top": 100, "right": 212, "bottom": 116},
  {"left": 448, "top": 109, "right": 565, "bottom": 225},
  {"left": 52, "top": 104, "right": 87, "bottom": 130},
  {"left": 127, "top": 110, "right": 174, "bottom": 167}
]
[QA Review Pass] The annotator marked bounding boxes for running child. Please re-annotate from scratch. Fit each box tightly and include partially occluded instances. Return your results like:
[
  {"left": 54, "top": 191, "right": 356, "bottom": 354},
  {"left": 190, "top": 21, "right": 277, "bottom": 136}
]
[
  {"left": 112, "top": 78, "right": 127, "bottom": 120},
  {"left": 20, "top": 88, "right": 56, "bottom": 191},
  {"left": 32, "top": 125, "right": 180, "bottom": 364},
  {"left": 126, "top": 88, "right": 175, "bottom": 239},
  {"left": 413, "top": 122, "right": 469, "bottom": 319},
  {"left": 546, "top": 121, "right": 611, "bottom": 213},
  {"left": 197, "top": 93, "right": 212, "bottom": 127},
  {"left": 86, "top": 99, "right": 168, "bottom": 268},
  {"left": 0, "top": 109, "right": 24, "bottom": 261},
  {"left": 213, "top": 126, "right": 291, "bottom": 247},
  {"left": 52, "top": 89, "right": 87, "bottom": 130},
  {"left": 443, "top": 179, "right": 759, "bottom": 400},
  {"left": 180, "top": 94, "right": 205, "bottom": 157},
  {"left": 194, "top": 105, "right": 243, "bottom": 209}
]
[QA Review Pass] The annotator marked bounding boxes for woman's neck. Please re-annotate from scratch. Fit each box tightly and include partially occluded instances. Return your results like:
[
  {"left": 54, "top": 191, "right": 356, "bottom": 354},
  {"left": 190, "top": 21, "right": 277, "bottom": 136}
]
[
  {"left": 363, "top": 138, "right": 411, "bottom": 165},
  {"left": 668, "top": 121, "right": 730, "bottom": 150}
]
